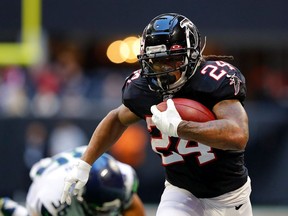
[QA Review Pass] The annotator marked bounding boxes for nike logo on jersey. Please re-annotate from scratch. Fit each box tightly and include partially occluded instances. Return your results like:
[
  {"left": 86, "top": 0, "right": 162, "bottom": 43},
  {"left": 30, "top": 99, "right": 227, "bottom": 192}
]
[{"left": 235, "top": 204, "right": 243, "bottom": 210}]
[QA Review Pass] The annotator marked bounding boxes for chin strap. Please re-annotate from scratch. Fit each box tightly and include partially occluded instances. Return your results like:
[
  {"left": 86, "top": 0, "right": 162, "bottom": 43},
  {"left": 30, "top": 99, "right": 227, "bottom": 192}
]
[{"left": 188, "top": 36, "right": 206, "bottom": 79}]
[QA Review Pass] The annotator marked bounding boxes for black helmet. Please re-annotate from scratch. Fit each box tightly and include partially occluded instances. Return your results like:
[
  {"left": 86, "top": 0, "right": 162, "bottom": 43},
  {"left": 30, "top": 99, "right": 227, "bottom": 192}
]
[
  {"left": 79, "top": 153, "right": 126, "bottom": 216},
  {"left": 138, "top": 13, "right": 202, "bottom": 95}
]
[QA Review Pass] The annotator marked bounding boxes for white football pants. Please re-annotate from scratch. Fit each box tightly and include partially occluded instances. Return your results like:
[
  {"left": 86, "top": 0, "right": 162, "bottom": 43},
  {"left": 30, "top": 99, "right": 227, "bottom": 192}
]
[{"left": 156, "top": 178, "right": 253, "bottom": 216}]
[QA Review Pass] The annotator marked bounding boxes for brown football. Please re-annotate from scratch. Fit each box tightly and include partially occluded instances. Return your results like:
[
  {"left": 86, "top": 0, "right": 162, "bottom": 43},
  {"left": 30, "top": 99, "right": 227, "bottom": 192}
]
[{"left": 157, "top": 98, "right": 215, "bottom": 122}]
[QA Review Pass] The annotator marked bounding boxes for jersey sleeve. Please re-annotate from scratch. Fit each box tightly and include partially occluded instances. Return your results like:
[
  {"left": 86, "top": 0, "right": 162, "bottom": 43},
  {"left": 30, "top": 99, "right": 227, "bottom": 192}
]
[
  {"left": 29, "top": 145, "right": 87, "bottom": 180},
  {"left": 0, "top": 197, "right": 28, "bottom": 216},
  {"left": 122, "top": 70, "right": 163, "bottom": 119},
  {"left": 211, "top": 68, "right": 246, "bottom": 104},
  {"left": 190, "top": 61, "right": 247, "bottom": 109}
]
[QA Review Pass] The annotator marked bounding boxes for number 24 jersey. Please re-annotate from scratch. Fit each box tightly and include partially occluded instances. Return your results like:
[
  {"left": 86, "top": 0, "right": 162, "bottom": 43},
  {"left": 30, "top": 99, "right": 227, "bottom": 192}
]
[{"left": 122, "top": 60, "right": 248, "bottom": 198}]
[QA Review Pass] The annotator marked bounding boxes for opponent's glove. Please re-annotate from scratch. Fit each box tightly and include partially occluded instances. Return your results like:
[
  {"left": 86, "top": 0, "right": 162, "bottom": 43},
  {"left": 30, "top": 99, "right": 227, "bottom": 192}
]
[
  {"left": 150, "top": 99, "right": 182, "bottom": 137},
  {"left": 60, "top": 159, "right": 91, "bottom": 205}
]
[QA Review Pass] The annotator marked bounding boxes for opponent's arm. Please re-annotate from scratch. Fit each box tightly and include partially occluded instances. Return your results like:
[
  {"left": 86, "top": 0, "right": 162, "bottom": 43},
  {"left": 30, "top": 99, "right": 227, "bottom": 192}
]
[
  {"left": 178, "top": 99, "right": 249, "bottom": 150},
  {"left": 122, "top": 194, "right": 145, "bottom": 216}
]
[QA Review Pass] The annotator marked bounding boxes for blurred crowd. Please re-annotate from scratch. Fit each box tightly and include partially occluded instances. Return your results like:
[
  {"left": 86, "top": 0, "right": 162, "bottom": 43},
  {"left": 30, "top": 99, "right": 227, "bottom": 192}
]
[
  {"left": 246, "top": 66, "right": 288, "bottom": 105},
  {"left": 1, "top": 41, "right": 288, "bottom": 120},
  {"left": 0, "top": 42, "right": 131, "bottom": 118}
]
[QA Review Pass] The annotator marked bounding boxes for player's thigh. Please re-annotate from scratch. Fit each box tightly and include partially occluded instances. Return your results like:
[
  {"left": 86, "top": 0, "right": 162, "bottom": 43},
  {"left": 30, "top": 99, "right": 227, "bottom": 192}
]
[
  {"left": 203, "top": 199, "right": 253, "bottom": 216},
  {"left": 224, "top": 200, "right": 253, "bottom": 216},
  {"left": 156, "top": 182, "right": 204, "bottom": 216}
]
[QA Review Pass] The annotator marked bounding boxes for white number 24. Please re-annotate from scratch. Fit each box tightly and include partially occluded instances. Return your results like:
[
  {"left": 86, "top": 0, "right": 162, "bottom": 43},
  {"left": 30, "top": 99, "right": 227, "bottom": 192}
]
[{"left": 146, "top": 117, "right": 216, "bottom": 166}]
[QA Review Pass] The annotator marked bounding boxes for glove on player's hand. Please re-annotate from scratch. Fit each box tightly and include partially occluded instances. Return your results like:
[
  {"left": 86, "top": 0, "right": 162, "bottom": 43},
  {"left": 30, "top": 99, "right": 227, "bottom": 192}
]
[
  {"left": 61, "top": 159, "right": 91, "bottom": 205},
  {"left": 151, "top": 99, "right": 182, "bottom": 137}
]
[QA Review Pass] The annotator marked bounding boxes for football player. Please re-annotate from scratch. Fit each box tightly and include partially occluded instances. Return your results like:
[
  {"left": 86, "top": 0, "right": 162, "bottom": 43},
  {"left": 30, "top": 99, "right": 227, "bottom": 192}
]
[
  {"left": 0, "top": 146, "right": 145, "bottom": 216},
  {"left": 61, "top": 13, "right": 253, "bottom": 216}
]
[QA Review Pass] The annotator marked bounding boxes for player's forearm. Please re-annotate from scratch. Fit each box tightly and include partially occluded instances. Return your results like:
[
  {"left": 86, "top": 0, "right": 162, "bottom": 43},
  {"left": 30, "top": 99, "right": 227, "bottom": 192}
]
[
  {"left": 82, "top": 109, "right": 128, "bottom": 165},
  {"left": 177, "top": 119, "right": 248, "bottom": 150}
]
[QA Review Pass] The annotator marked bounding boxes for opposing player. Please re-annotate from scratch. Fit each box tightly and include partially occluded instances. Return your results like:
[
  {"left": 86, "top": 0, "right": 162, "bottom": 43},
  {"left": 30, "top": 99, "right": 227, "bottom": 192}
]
[
  {"left": 61, "top": 13, "right": 253, "bottom": 216},
  {"left": 0, "top": 146, "right": 145, "bottom": 216}
]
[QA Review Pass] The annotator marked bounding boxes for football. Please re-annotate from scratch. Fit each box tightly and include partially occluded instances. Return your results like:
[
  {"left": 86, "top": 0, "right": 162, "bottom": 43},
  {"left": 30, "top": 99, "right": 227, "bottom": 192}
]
[{"left": 156, "top": 98, "right": 215, "bottom": 122}]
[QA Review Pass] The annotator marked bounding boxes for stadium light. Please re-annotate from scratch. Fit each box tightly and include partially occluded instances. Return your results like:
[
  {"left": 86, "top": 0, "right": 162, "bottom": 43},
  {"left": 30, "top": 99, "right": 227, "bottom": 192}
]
[{"left": 106, "top": 36, "right": 140, "bottom": 64}]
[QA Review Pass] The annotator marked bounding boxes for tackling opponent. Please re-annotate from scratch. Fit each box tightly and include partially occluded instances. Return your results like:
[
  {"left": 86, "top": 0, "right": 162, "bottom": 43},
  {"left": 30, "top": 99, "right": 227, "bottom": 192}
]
[
  {"left": 61, "top": 13, "right": 253, "bottom": 216},
  {"left": 0, "top": 146, "right": 145, "bottom": 216}
]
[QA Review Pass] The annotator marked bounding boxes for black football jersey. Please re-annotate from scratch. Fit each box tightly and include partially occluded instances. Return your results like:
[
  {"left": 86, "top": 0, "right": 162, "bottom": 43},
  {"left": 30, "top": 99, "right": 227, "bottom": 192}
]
[{"left": 122, "top": 60, "right": 248, "bottom": 198}]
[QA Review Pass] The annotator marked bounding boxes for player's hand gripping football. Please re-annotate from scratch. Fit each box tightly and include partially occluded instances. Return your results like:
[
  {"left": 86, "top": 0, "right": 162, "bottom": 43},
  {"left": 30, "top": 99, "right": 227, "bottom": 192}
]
[
  {"left": 151, "top": 99, "right": 182, "bottom": 137},
  {"left": 61, "top": 159, "right": 91, "bottom": 205}
]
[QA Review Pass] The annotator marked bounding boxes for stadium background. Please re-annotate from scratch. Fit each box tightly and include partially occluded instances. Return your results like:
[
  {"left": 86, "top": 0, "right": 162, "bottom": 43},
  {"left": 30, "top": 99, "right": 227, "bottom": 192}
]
[{"left": 0, "top": 0, "right": 288, "bottom": 215}]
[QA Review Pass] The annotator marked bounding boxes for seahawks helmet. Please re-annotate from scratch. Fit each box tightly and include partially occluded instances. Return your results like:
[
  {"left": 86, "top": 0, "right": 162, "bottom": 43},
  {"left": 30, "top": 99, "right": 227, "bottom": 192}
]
[
  {"left": 138, "top": 13, "right": 202, "bottom": 95},
  {"left": 79, "top": 154, "right": 126, "bottom": 216}
]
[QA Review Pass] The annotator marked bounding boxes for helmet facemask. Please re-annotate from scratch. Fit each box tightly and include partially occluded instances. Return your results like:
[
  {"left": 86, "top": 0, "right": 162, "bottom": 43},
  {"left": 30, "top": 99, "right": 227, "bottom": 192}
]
[
  {"left": 140, "top": 45, "right": 192, "bottom": 93},
  {"left": 138, "top": 13, "right": 202, "bottom": 95}
]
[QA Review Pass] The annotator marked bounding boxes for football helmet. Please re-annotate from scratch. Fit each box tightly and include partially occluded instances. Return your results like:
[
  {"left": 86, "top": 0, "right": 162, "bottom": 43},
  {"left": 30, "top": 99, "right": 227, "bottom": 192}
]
[
  {"left": 78, "top": 153, "right": 126, "bottom": 216},
  {"left": 138, "top": 13, "right": 202, "bottom": 95}
]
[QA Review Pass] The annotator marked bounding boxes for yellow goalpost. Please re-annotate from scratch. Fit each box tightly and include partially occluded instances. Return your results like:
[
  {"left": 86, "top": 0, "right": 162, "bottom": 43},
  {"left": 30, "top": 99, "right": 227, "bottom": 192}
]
[{"left": 0, "top": 0, "right": 43, "bottom": 65}]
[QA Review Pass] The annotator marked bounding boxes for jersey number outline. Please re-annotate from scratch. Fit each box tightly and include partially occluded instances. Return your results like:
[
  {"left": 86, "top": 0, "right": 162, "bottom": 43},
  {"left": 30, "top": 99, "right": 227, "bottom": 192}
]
[
  {"left": 146, "top": 117, "right": 216, "bottom": 166},
  {"left": 126, "top": 69, "right": 141, "bottom": 84},
  {"left": 201, "top": 61, "right": 235, "bottom": 80}
]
